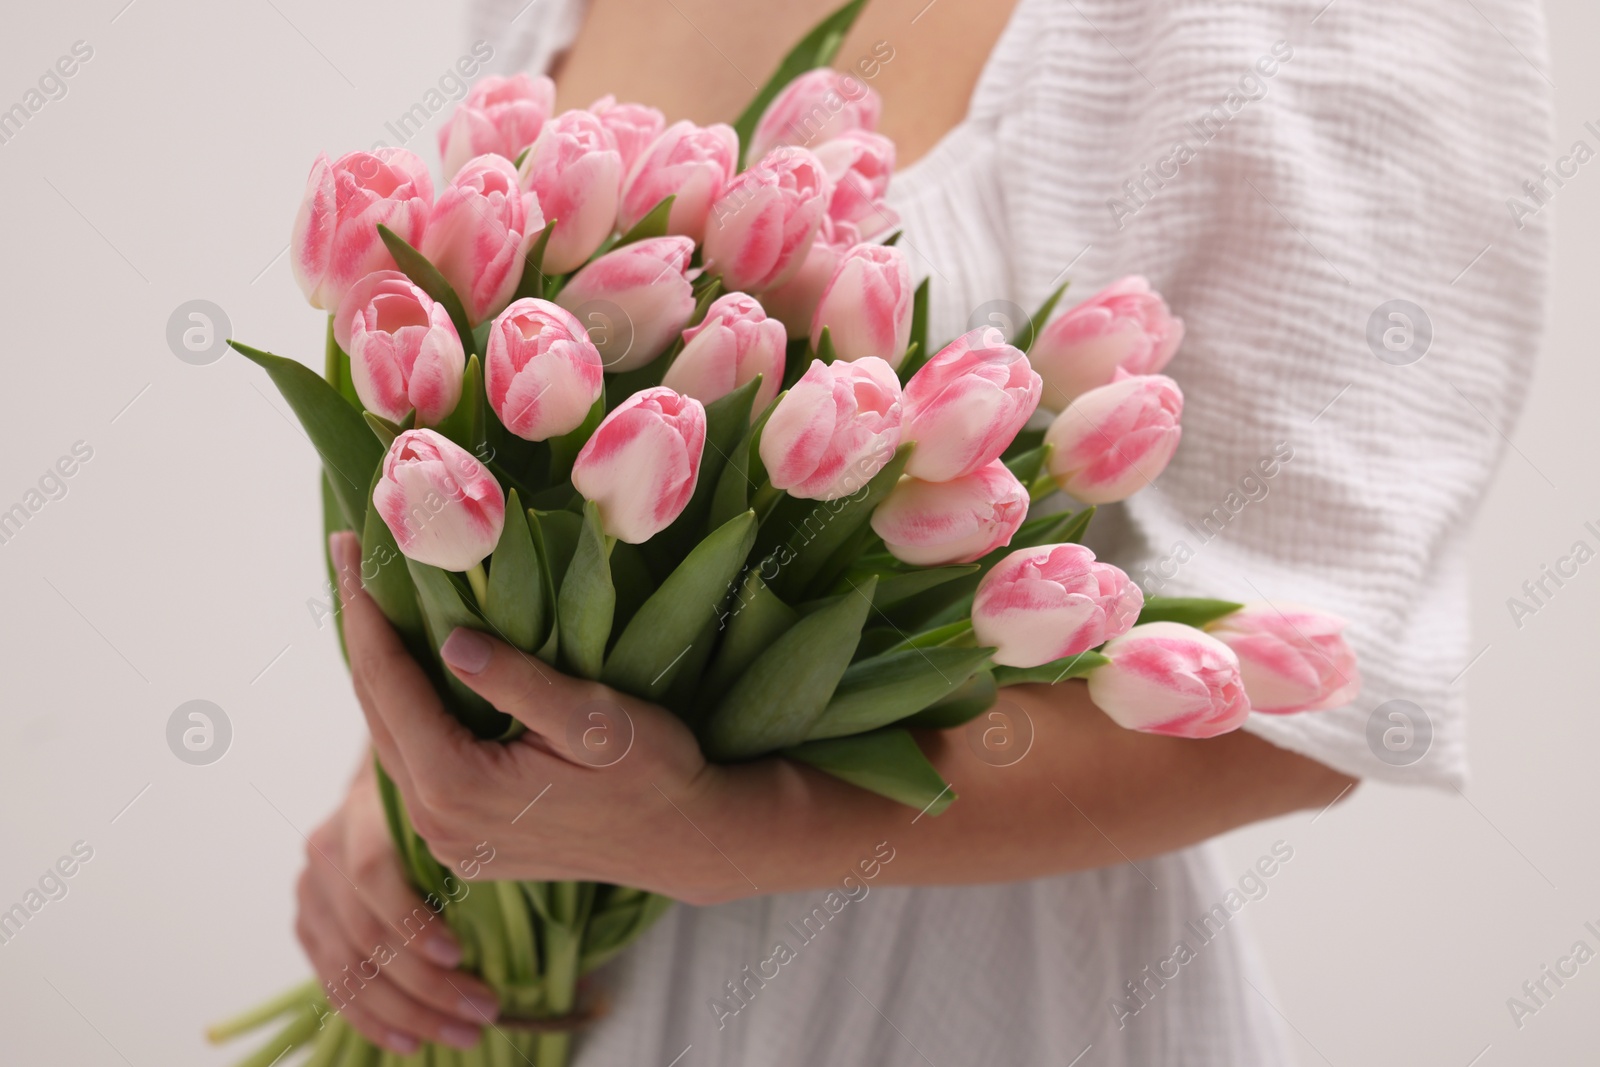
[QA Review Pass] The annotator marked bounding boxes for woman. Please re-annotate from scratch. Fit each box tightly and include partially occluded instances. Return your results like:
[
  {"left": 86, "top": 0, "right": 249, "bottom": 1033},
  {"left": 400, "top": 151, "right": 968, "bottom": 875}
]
[{"left": 295, "top": 0, "right": 1552, "bottom": 1061}]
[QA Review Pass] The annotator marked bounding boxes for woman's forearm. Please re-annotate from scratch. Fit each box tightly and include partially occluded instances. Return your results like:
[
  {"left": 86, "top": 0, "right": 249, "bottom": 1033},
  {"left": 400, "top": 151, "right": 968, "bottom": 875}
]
[{"left": 703, "top": 682, "right": 1356, "bottom": 902}]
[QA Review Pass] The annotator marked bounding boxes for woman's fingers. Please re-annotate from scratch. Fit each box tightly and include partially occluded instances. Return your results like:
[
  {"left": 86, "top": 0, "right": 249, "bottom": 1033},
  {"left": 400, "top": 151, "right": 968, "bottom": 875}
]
[
  {"left": 295, "top": 862, "right": 419, "bottom": 1054},
  {"left": 331, "top": 532, "right": 480, "bottom": 795},
  {"left": 295, "top": 815, "right": 488, "bottom": 1051},
  {"left": 339, "top": 779, "right": 501, "bottom": 1022},
  {"left": 439, "top": 627, "right": 596, "bottom": 754}
]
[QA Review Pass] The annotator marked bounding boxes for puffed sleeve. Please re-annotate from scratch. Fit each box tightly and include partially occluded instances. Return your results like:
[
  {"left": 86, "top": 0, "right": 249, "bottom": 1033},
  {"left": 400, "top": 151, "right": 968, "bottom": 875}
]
[{"left": 984, "top": 0, "right": 1553, "bottom": 786}]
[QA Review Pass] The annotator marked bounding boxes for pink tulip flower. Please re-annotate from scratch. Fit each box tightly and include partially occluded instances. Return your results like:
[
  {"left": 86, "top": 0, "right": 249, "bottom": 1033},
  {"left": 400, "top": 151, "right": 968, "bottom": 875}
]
[
  {"left": 555, "top": 236, "right": 696, "bottom": 373},
  {"left": 702, "top": 146, "right": 831, "bottom": 293},
  {"left": 571, "top": 387, "right": 706, "bottom": 543},
  {"left": 812, "top": 129, "right": 898, "bottom": 238},
  {"left": 972, "top": 543, "right": 1143, "bottom": 668},
  {"left": 518, "top": 109, "right": 623, "bottom": 274},
  {"left": 901, "top": 328, "right": 1042, "bottom": 482},
  {"left": 374, "top": 429, "right": 505, "bottom": 572},
  {"left": 437, "top": 73, "right": 556, "bottom": 179},
  {"left": 746, "top": 68, "right": 882, "bottom": 163},
  {"left": 418, "top": 154, "right": 541, "bottom": 325},
  {"left": 589, "top": 95, "right": 667, "bottom": 180},
  {"left": 617, "top": 120, "right": 740, "bottom": 243},
  {"left": 1086, "top": 622, "right": 1251, "bottom": 738},
  {"left": 1205, "top": 603, "right": 1361, "bottom": 714},
  {"left": 871, "top": 460, "right": 1028, "bottom": 567},
  {"left": 758, "top": 357, "right": 903, "bottom": 501},
  {"left": 811, "top": 243, "right": 913, "bottom": 367},
  {"left": 1032, "top": 276, "right": 1185, "bottom": 409},
  {"left": 291, "top": 148, "right": 433, "bottom": 311},
  {"left": 484, "top": 298, "right": 604, "bottom": 441},
  {"left": 759, "top": 216, "right": 859, "bottom": 337},
  {"left": 1043, "top": 373, "right": 1183, "bottom": 504},
  {"left": 661, "top": 293, "right": 786, "bottom": 414},
  {"left": 333, "top": 271, "right": 465, "bottom": 426}
]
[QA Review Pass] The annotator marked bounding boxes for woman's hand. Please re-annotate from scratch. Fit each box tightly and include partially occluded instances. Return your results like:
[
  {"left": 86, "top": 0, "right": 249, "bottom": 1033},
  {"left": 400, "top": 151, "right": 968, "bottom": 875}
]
[
  {"left": 293, "top": 760, "right": 500, "bottom": 1054},
  {"left": 329, "top": 531, "right": 741, "bottom": 903},
  {"left": 330, "top": 530, "right": 1356, "bottom": 908}
]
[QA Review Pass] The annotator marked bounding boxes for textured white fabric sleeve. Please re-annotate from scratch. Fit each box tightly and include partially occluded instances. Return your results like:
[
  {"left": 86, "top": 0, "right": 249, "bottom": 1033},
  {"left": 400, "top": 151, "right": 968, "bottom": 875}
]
[{"left": 974, "top": 0, "right": 1554, "bottom": 787}]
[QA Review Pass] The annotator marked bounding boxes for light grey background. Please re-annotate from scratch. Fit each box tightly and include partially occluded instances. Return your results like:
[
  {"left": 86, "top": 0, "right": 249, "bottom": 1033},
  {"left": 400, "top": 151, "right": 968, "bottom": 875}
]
[{"left": 0, "top": 2, "right": 1593, "bottom": 1064}]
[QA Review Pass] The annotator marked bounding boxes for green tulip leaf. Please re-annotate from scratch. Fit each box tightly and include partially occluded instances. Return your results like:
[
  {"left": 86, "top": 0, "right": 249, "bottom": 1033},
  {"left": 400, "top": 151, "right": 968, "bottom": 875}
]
[
  {"left": 815, "top": 325, "right": 838, "bottom": 364},
  {"left": 358, "top": 465, "right": 426, "bottom": 654},
  {"left": 1135, "top": 597, "right": 1244, "bottom": 629},
  {"left": 900, "top": 668, "right": 997, "bottom": 729},
  {"left": 783, "top": 728, "right": 954, "bottom": 816},
  {"left": 323, "top": 315, "right": 361, "bottom": 410},
  {"left": 804, "top": 645, "right": 996, "bottom": 741},
  {"left": 1010, "top": 280, "right": 1069, "bottom": 354},
  {"left": 615, "top": 195, "right": 675, "bottom": 246},
  {"left": 709, "top": 390, "right": 779, "bottom": 530},
  {"left": 1001, "top": 425, "right": 1046, "bottom": 461},
  {"left": 700, "top": 567, "right": 800, "bottom": 702},
  {"left": 362, "top": 411, "right": 406, "bottom": 449},
  {"left": 732, "top": 0, "right": 869, "bottom": 167},
  {"left": 759, "top": 444, "right": 911, "bottom": 602},
  {"left": 483, "top": 490, "right": 547, "bottom": 654},
  {"left": 320, "top": 474, "right": 350, "bottom": 666},
  {"left": 1003, "top": 443, "right": 1049, "bottom": 486},
  {"left": 534, "top": 507, "right": 582, "bottom": 593},
  {"left": 608, "top": 538, "right": 657, "bottom": 637},
  {"left": 434, "top": 354, "right": 485, "bottom": 454},
  {"left": 992, "top": 650, "right": 1110, "bottom": 688},
  {"left": 230, "top": 341, "right": 383, "bottom": 532},
  {"left": 699, "top": 575, "right": 876, "bottom": 760},
  {"left": 603, "top": 511, "right": 758, "bottom": 701},
  {"left": 511, "top": 218, "right": 559, "bottom": 304},
  {"left": 866, "top": 564, "right": 980, "bottom": 609},
  {"left": 376, "top": 223, "right": 476, "bottom": 352},
  {"left": 557, "top": 500, "right": 615, "bottom": 679},
  {"left": 900, "top": 278, "right": 932, "bottom": 381},
  {"left": 405, "top": 559, "right": 513, "bottom": 739}
]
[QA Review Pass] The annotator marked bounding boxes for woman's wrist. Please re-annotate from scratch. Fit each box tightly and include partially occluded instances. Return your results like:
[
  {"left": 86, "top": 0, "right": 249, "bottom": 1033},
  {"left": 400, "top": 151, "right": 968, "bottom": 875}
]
[{"left": 679, "top": 751, "right": 907, "bottom": 905}]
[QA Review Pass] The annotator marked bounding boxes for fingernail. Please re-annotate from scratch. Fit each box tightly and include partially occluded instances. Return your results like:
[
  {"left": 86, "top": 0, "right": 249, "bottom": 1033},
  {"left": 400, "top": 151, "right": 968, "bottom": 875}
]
[
  {"left": 458, "top": 993, "right": 500, "bottom": 1021},
  {"left": 387, "top": 1031, "right": 420, "bottom": 1054},
  {"left": 422, "top": 936, "right": 462, "bottom": 967},
  {"left": 440, "top": 1023, "right": 482, "bottom": 1049},
  {"left": 329, "top": 531, "right": 359, "bottom": 577},
  {"left": 441, "top": 628, "right": 492, "bottom": 675}
]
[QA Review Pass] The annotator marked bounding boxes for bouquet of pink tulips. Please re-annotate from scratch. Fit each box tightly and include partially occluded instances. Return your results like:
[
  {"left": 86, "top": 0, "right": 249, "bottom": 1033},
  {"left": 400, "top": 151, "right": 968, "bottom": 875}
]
[{"left": 212, "top": 2, "right": 1360, "bottom": 1064}]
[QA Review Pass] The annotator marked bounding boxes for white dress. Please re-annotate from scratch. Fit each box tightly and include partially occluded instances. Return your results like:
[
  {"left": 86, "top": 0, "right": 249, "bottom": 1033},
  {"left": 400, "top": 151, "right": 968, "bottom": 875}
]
[{"left": 464, "top": 0, "right": 1552, "bottom": 1062}]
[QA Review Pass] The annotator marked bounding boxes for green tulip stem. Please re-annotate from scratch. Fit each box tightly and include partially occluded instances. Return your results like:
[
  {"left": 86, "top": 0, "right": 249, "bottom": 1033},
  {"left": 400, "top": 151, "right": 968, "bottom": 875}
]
[
  {"left": 204, "top": 978, "right": 320, "bottom": 1044},
  {"left": 941, "top": 619, "right": 978, "bottom": 647},
  {"left": 750, "top": 480, "right": 782, "bottom": 520},
  {"left": 536, "top": 920, "right": 582, "bottom": 1067},
  {"left": 466, "top": 563, "right": 489, "bottom": 608}
]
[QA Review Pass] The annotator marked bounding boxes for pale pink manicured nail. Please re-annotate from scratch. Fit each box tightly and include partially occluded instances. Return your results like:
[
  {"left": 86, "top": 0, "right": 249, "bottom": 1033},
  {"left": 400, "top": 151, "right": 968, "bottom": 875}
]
[
  {"left": 458, "top": 992, "right": 499, "bottom": 1021},
  {"left": 387, "top": 1030, "right": 420, "bottom": 1054},
  {"left": 329, "top": 531, "right": 359, "bottom": 577},
  {"left": 440, "top": 1023, "right": 482, "bottom": 1049},
  {"left": 422, "top": 935, "right": 462, "bottom": 967},
  {"left": 441, "top": 629, "right": 493, "bottom": 674}
]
